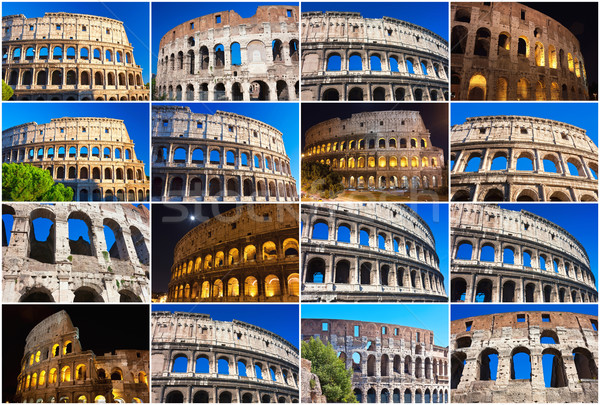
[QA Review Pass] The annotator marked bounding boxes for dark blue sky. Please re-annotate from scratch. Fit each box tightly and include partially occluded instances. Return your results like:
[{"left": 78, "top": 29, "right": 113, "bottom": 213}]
[
  {"left": 153, "top": 304, "right": 299, "bottom": 348},
  {"left": 153, "top": 103, "right": 300, "bottom": 189},
  {"left": 2, "top": 103, "right": 150, "bottom": 173},
  {"left": 451, "top": 103, "right": 598, "bottom": 145},
  {"left": 2, "top": 2, "right": 150, "bottom": 83},
  {"left": 302, "top": 304, "right": 449, "bottom": 347},
  {"left": 496, "top": 204, "right": 598, "bottom": 288},
  {"left": 151, "top": 2, "right": 298, "bottom": 73},
  {"left": 301, "top": 2, "right": 449, "bottom": 41}
]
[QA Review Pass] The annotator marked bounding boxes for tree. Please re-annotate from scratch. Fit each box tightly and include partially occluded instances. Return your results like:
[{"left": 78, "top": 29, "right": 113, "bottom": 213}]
[
  {"left": 301, "top": 161, "right": 344, "bottom": 198},
  {"left": 3, "top": 163, "right": 74, "bottom": 201},
  {"left": 2, "top": 80, "right": 14, "bottom": 101},
  {"left": 301, "top": 337, "right": 357, "bottom": 403}
]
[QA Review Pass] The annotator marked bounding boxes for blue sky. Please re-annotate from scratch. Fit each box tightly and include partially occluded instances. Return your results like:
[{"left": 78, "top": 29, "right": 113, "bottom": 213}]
[
  {"left": 451, "top": 103, "right": 598, "bottom": 145},
  {"left": 2, "top": 2, "right": 150, "bottom": 83},
  {"left": 496, "top": 204, "right": 598, "bottom": 288},
  {"left": 302, "top": 304, "right": 449, "bottom": 347},
  {"left": 301, "top": 2, "right": 449, "bottom": 41},
  {"left": 153, "top": 103, "right": 300, "bottom": 190},
  {"left": 151, "top": 2, "right": 298, "bottom": 73},
  {"left": 2, "top": 103, "right": 150, "bottom": 173}
]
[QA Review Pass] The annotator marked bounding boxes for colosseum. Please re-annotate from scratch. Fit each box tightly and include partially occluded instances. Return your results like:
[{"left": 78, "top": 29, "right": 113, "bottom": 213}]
[
  {"left": 451, "top": 310, "right": 598, "bottom": 403},
  {"left": 450, "top": 115, "right": 598, "bottom": 202},
  {"left": 301, "top": 203, "right": 447, "bottom": 302},
  {"left": 2, "top": 12, "right": 148, "bottom": 101},
  {"left": 2, "top": 203, "right": 150, "bottom": 302},
  {"left": 2, "top": 116, "right": 150, "bottom": 202},
  {"left": 301, "top": 11, "right": 449, "bottom": 101},
  {"left": 451, "top": 2, "right": 589, "bottom": 100},
  {"left": 14, "top": 310, "right": 149, "bottom": 403},
  {"left": 155, "top": 6, "right": 299, "bottom": 101},
  {"left": 152, "top": 105, "right": 297, "bottom": 202},
  {"left": 167, "top": 204, "right": 299, "bottom": 303},
  {"left": 302, "top": 318, "right": 449, "bottom": 403},
  {"left": 151, "top": 311, "right": 299, "bottom": 403},
  {"left": 450, "top": 204, "right": 598, "bottom": 303},
  {"left": 303, "top": 110, "right": 446, "bottom": 195}
]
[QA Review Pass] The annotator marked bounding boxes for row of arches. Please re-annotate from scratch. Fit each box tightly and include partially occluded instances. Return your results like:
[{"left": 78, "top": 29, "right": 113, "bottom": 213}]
[
  {"left": 163, "top": 389, "right": 297, "bottom": 403},
  {"left": 8, "top": 145, "right": 136, "bottom": 162},
  {"left": 5, "top": 68, "right": 143, "bottom": 87},
  {"left": 18, "top": 286, "right": 143, "bottom": 303},
  {"left": 172, "top": 239, "right": 298, "bottom": 278},
  {"left": 353, "top": 387, "right": 448, "bottom": 403},
  {"left": 319, "top": 85, "right": 445, "bottom": 101},
  {"left": 41, "top": 165, "right": 145, "bottom": 183},
  {"left": 342, "top": 174, "right": 440, "bottom": 191},
  {"left": 450, "top": 186, "right": 595, "bottom": 202},
  {"left": 157, "top": 79, "right": 297, "bottom": 101},
  {"left": 9, "top": 93, "right": 149, "bottom": 101},
  {"left": 5, "top": 45, "right": 134, "bottom": 65},
  {"left": 19, "top": 366, "right": 146, "bottom": 390},
  {"left": 317, "top": 155, "right": 440, "bottom": 170},
  {"left": 18, "top": 394, "right": 138, "bottom": 403},
  {"left": 345, "top": 352, "right": 447, "bottom": 379},
  {"left": 308, "top": 137, "right": 433, "bottom": 154},
  {"left": 24, "top": 340, "right": 73, "bottom": 368}
]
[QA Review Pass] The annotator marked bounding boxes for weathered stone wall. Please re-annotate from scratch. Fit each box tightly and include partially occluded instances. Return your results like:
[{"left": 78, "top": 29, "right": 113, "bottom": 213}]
[
  {"left": 2, "top": 12, "right": 148, "bottom": 101},
  {"left": 14, "top": 310, "right": 149, "bottom": 403},
  {"left": 301, "top": 11, "right": 449, "bottom": 101},
  {"left": 156, "top": 6, "right": 299, "bottom": 101},
  {"left": 2, "top": 117, "right": 150, "bottom": 201},
  {"left": 450, "top": 204, "right": 597, "bottom": 303},
  {"left": 302, "top": 318, "right": 449, "bottom": 403},
  {"left": 300, "top": 358, "right": 327, "bottom": 403},
  {"left": 451, "top": 311, "right": 598, "bottom": 403},
  {"left": 451, "top": 2, "right": 588, "bottom": 100},
  {"left": 152, "top": 105, "right": 297, "bottom": 202},
  {"left": 301, "top": 203, "right": 447, "bottom": 302},
  {"left": 2, "top": 203, "right": 150, "bottom": 302},
  {"left": 168, "top": 204, "right": 299, "bottom": 302},
  {"left": 303, "top": 110, "right": 445, "bottom": 192},
  {"left": 451, "top": 115, "right": 598, "bottom": 202},
  {"left": 151, "top": 311, "right": 299, "bottom": 403}
]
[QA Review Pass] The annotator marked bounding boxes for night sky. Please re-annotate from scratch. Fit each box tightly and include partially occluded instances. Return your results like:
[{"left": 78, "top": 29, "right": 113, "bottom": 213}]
[
  {"left": 301, "top": 103, "right": 449, "bottom": 159},
  {"left": 151, "top": 204, "right": 241, "bottom": 293},
  {"left": 2, "top": 305, "right": 149, "bottom": 402}
]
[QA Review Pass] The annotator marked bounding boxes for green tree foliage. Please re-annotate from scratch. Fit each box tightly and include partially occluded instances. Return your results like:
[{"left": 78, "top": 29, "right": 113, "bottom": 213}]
[
  {"left": 2, "top": 80, "right": 14, "bottom": 101},
  {"left": 2, "top": 163, "right": 74, "bottom": 201},
  {"left": 301, "top": 161, "right": 344, "bottom": 198},
  {"left": 301, "top": 337, "right": 357, "bottom": 403}
]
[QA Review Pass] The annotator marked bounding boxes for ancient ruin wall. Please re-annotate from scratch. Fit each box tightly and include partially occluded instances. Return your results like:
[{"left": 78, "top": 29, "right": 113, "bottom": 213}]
[
  {"left": 451, "top": 311, "right": 598, "bottom": 403},
  {"left": 302, "top": 318, "right": 449, "bottom": 403},
  {"left": 156, "top": 6, "right": 299, "bottom": 101},
  {"left": 303, "top": 111, "right": 445, "bottom": 192},
  {"left": 2, "top": 12, "right": 148, "bottom": 101},
  {"left": 451, "top": 2, "right": 589, "bottom": 100},
  {"left": 152, "top": 105, "right": 297, "bottom": 202},
  {"left": 151, "top": 311, "right": 299, "bottom": 403},
  {"left": 2, "top": 117, "right": 150, "bottom": 202},
  {"left": 301, "top": 203, "right": 446, "bottom": 302},
  {"left": 168, "top": 204, "right": 299, "bottom": 302},
  {"left": 450, "top": 204, "right": 597, "bottom": 303},
  {"left": 2, "top": 203, "right": 150, "bottom": 302},
  {"left": 301, "top": 12, "right": 449, "bottom": 101},
  {"left": 15, "top": 310, "right": 149, "bottom": 403},
  {"left": 450, "top": 115, "right": 598, "bottom": 202}
]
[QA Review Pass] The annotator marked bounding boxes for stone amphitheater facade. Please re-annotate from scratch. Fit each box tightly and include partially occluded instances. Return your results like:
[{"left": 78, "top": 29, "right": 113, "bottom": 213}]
[
  {"left": 155, "top": 6, "right": 299, "bottom": 101},
  {"left": 2, "top": 116, "right": 150, "bottom": 202},
  {"left": 14, "top": 310, "right": 149, "bottom": 403},
  {"left": 167, "top": 204, "right": 299, "bottom": 303},
  {"left": 302, "top": 203, "right": 447, "bottom": 302},
  {"left": 302, "top": 318, "right": 449, "bottom": 403},
  {"left": 451, "top": 311, "right": 598, "bottom": 403},
  {"left": 451, "top": 2, "right": 589, "bottom": 100},
  {"left": 151, "top": 311, "right": 299, "bottom": 403},
  {"left": 303, "top": 110, "right": 445, "bottom": 193},
  {"left": 2, "top": 203, "right": 150, "bottom": 303},
  {"left": 450, "top": 115, "right": 598, "bottom": 202},
  {"left": 301, "top": 11, "right": 449, "bottom": 101},
  {"left": 2, "top": 12, "right": 148, "bottom": 101},
  {"left": 450, "top": 204, "right": 598, "bottom": 303},
  {"left": 152, "top": 105, "right": 297, "bottom": 202}
]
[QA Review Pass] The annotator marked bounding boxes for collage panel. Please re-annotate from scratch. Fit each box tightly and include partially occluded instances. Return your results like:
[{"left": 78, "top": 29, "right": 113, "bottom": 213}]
[
  {"left": 301, "top": 304, "right": 449, "bottom": 403},
  {"left": 151, "top": 2, "right": 300, "bottom": 102},
  {"left": 152, "top": 203, "right": 299, "bottom": 303},
  {"left": 302, "top": 103, "right": 449, "bottom": 202},
  {"left": 151, "top": 304, "right": 300, "bottom": 402},
  {"left": 2, "top": 2, "right": 150, "bottom": 102},
  {"left": 2, "top": 304, "right": 150, "bottom": 403},
  {"left": 451, "top": 304, "right": 598, "bottom": 403}
]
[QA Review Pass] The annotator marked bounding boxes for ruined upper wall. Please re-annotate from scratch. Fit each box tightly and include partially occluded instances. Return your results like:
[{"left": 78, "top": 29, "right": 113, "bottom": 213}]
[{"left": 24, "top": 310, "right": 78, "bottom": 352}]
